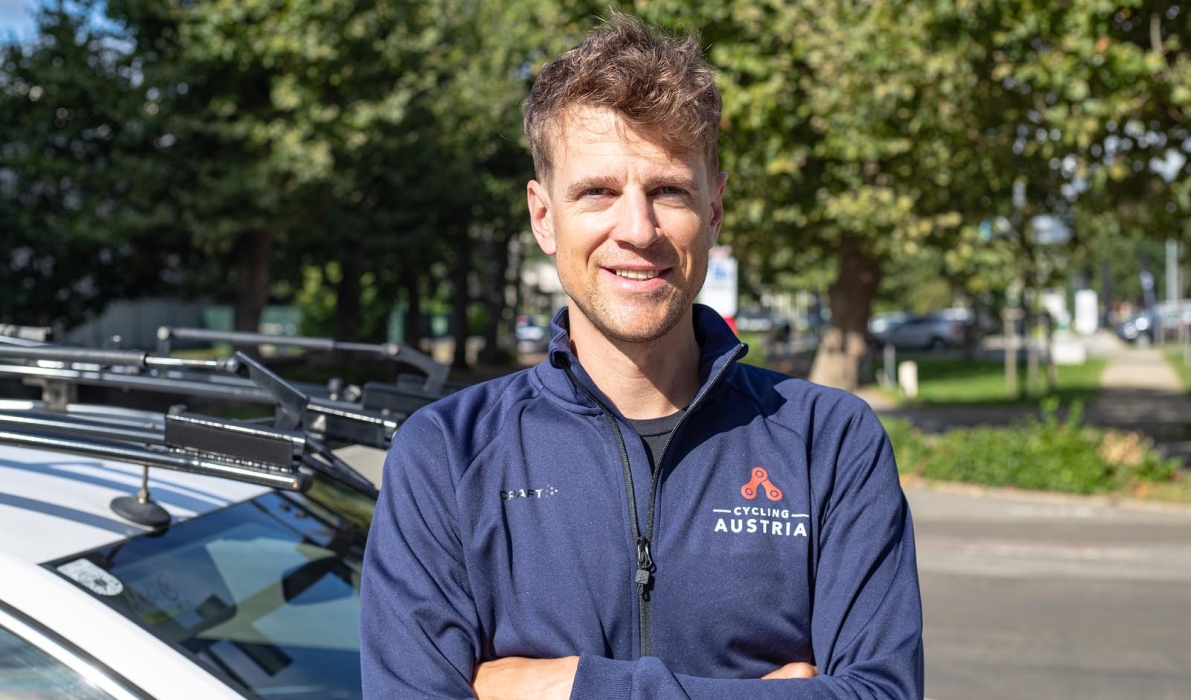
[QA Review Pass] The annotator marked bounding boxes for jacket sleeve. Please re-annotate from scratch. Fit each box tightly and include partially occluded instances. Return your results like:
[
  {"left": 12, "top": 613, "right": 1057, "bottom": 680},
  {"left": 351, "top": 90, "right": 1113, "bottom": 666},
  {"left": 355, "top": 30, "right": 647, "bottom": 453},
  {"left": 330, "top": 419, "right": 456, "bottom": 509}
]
[
  {"left": 360, "top": 411, "right": 481, "bottom": 699},
  {"left": 568, "top": 405, "right": 924, "bottom": 700}
]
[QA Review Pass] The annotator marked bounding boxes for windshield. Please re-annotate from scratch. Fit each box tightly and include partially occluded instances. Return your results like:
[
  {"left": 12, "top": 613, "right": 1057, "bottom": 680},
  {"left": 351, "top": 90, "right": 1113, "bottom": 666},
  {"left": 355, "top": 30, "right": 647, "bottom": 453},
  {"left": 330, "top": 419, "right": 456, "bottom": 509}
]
[{"left": 48, "top": 489, "right": 369, "bottom": 699}]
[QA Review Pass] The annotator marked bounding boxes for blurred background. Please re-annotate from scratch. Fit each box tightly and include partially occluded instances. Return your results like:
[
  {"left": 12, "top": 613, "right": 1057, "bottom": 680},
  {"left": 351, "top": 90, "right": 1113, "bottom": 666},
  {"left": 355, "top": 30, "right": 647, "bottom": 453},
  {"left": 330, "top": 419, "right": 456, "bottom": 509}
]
[
  {"left": 1, "top": 1, "right": 1187, "bottom": 381},
  {"left": 0, "top": 3, "right": 1189, "bottom": 697}
]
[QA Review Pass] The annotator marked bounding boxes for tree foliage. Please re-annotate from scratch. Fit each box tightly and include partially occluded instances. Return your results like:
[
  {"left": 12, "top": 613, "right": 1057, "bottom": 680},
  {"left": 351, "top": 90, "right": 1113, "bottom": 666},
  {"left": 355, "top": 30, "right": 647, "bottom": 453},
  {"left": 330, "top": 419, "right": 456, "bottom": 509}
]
[
  {"left": 1, "top": 1, "right": 1187, "bottom": 380},
  {"left": 638, "top": 0, "right": 1189, "bottom": 388},
  {"left": 0, "top": 2, "right": 195, "bottom": 326}
]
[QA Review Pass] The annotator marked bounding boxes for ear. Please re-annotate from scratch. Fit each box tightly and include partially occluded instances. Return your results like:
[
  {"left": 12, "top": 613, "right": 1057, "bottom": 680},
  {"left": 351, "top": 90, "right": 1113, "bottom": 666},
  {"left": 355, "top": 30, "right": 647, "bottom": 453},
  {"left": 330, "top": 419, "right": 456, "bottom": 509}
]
[
  {"left": 527, "top": 179, "right": 556, "bottom": 255},
  {"left": 707, "top": 171, "right": 728, "bottom": 248}
]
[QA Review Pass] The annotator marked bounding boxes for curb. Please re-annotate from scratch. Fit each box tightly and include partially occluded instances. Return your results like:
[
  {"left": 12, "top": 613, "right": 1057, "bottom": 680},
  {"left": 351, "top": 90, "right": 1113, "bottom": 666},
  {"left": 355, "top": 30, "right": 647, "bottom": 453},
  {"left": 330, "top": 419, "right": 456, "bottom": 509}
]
[{"left": 900, "top": 475, "right": 1191, "bottom": 514}]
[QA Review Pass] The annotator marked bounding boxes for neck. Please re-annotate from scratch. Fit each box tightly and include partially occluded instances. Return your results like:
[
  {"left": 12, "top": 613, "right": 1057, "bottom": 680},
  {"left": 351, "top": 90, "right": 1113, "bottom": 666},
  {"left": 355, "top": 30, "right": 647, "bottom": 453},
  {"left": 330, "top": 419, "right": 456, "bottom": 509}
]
[{"left": 566, "top": 307, "right": 702, "bottom": 420}]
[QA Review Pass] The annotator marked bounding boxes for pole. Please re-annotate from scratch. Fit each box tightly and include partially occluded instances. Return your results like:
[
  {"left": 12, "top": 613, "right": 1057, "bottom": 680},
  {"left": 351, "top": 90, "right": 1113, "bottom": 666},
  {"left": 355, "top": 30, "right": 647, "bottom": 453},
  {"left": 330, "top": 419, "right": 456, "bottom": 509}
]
[{"left": 1003, "top": 308, "right": 1023, "bottom": 396}]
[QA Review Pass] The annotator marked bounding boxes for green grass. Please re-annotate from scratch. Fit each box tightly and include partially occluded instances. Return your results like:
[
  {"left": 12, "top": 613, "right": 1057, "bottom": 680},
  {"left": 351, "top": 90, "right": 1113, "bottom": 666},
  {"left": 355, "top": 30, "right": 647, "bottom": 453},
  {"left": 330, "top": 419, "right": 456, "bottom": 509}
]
[
  {"left": 876, "top": 357, "right": 1106, "bottom": 407},
  {"left": 882, "top": 402, "right": 1188, "bottom": 502},
  {"left": 1165, "top": 350, "right": 1191, "bottom": 391}
]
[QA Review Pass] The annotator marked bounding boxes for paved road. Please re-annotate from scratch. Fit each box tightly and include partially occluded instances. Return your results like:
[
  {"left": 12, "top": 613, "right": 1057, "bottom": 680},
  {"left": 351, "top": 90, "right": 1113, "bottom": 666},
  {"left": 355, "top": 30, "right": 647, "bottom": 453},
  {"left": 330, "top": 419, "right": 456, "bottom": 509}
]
[{"left": 908, "top": 483, "right": 1190, "bottom": 700}]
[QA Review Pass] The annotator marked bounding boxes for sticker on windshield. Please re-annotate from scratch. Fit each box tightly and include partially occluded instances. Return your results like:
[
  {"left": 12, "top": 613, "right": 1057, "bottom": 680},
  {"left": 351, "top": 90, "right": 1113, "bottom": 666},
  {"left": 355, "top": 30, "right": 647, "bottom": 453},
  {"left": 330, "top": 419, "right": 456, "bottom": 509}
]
[{"left": 57, "top": 559, "right": 125, "bottom": 597}]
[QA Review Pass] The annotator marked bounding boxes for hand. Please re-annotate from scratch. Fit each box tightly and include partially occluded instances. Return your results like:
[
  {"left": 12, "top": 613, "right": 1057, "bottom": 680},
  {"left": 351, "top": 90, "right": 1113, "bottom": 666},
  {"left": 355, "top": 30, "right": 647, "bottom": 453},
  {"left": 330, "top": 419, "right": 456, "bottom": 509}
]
[
  {"left": 761, "top": 662, "right": 819, "bottom": 680},
  {"left": 473, "top": 656, "right": 580, "bottom": 700}
]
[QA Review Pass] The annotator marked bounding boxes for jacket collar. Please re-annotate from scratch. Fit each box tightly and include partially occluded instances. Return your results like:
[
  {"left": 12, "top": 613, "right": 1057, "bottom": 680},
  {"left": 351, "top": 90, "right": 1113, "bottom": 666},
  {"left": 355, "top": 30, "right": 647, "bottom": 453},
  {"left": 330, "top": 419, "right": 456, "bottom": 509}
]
[{"left": 536, "top": 304, "right": 746, "bottom": 416}]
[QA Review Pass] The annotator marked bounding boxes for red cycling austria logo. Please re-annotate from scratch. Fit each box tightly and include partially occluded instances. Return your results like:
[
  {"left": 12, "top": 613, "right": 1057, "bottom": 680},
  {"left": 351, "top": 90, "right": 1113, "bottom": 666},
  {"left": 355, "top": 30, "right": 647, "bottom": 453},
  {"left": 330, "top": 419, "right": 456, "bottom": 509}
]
[
  {"left": 710, "top": 466, "right": 808, "bottom": 538},
  {"left": 741, "top": 467, "right": 783, "bottom": 501}
]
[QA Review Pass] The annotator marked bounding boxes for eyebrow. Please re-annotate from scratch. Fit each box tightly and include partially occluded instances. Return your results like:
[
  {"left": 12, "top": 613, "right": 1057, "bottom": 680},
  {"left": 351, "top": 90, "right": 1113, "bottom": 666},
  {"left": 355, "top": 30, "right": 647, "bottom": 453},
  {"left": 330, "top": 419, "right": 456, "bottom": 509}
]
[
  {"left": 564, "top": 175, "right": 699, "bottom": 200},
  {"left": 650, "top": 175, "right": 699, "bottom": 192},
  {"left": 565, "top": 176, "right": 620, "bottom": 200}
]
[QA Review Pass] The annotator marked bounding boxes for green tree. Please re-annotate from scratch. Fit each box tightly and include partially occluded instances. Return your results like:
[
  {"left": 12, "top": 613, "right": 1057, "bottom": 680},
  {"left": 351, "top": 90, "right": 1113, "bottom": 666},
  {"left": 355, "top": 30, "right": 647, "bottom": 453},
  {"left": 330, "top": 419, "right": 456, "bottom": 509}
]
[
  {"left": 0, "top": 2, "right": 196, "bottom": 328},
  {"left": 642, "top": 0, "right": 1189, "bottom": 389}
]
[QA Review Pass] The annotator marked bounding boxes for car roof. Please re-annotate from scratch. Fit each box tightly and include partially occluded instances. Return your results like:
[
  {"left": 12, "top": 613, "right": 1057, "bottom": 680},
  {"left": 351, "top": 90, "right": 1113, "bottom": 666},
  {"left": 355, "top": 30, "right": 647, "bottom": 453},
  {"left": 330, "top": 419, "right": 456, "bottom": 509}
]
[{"left": 0, "top": 437, "right": 268, "bottom": 564}]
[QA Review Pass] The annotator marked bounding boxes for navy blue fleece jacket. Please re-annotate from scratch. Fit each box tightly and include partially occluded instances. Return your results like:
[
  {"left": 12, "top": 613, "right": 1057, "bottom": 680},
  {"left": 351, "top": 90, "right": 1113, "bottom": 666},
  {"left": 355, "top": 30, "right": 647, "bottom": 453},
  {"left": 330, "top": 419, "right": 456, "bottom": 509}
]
[{"left": 361, "top": 305, "right": 924, "bottom": 698}]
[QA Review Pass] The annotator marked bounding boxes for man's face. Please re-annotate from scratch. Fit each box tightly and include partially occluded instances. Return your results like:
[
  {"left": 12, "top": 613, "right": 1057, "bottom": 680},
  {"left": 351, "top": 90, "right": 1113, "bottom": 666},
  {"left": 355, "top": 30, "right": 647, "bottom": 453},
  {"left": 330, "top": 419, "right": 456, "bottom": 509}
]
[{"left": 527, "top": 107, "right": 727, "bottom": 345}]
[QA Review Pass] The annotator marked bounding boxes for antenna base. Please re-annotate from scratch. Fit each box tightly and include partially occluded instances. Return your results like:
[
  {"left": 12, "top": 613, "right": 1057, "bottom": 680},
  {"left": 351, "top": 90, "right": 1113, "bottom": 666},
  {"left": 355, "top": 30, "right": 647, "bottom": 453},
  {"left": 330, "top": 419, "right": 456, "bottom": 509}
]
[{"left": 111, "top": 496, "right": 171, "bottom": 528}]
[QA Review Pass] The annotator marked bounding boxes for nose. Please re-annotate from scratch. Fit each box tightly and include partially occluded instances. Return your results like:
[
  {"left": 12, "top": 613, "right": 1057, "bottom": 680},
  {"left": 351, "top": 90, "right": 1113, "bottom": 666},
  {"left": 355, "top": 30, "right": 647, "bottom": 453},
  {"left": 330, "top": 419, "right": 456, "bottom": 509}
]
[{"left": 611, "top": 189, "right": 660, "bottom": 249}]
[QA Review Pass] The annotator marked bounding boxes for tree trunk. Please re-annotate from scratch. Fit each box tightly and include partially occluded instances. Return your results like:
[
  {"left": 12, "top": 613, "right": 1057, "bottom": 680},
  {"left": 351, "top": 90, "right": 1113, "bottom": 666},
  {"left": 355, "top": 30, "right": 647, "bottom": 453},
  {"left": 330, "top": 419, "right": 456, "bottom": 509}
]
[
  {"left": 233, "top": 230, "right": 272, "bottom": 332},
  {"left": 450, "top": 243, "right": 470, "bottom": 370},
  {"left": 335, "top": 238, "right": 363, "bottom": 342},
  {"left": 808, "top": 235, "right": 882, "bottom": 391},
  {"left": 479, "top": 225, "right": 513, "bottom": 365},
  {"left": 401, "top": 269, "right": 422, "bottom": 347}
]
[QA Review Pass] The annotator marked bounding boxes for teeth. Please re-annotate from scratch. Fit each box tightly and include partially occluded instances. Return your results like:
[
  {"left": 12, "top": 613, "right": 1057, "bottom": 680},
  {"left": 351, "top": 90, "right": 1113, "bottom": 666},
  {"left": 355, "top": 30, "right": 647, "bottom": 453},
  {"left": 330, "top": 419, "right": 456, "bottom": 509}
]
[{"left": 614, "top": 269, "right": 659, "bottom": 281}]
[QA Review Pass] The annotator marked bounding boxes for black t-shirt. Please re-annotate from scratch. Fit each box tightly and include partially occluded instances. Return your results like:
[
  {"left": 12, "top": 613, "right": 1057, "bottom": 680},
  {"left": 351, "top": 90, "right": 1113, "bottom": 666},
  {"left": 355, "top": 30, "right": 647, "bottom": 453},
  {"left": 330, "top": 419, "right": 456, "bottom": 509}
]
[{"left": 626, "top": 409, "right": 686, "bottom": 470}]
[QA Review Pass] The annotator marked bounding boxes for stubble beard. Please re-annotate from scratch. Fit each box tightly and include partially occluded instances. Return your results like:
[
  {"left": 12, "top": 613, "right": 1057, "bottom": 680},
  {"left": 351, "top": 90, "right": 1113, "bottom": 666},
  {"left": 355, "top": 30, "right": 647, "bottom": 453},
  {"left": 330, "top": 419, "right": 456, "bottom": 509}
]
[{"left": 563, "top": 269, "right": 705, "bottom": 346}]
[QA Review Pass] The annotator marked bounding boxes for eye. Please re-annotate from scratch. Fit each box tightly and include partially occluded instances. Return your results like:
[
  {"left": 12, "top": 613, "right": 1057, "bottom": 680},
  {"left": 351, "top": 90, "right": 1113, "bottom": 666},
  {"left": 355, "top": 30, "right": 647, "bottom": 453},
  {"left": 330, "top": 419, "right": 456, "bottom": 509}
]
[
  {"left": 584, "top": 187, "right": 611, "bottom": 197},
  {"left": 656, "top": 186, "right": 687, "bottom": 197}
]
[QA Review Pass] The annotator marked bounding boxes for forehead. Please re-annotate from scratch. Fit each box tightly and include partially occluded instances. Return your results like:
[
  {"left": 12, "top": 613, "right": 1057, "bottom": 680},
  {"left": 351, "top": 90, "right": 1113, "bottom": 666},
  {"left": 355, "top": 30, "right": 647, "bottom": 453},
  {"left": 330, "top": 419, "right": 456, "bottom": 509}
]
[{"left": 547, "top": 106, "right": 702, "bottom": 176}]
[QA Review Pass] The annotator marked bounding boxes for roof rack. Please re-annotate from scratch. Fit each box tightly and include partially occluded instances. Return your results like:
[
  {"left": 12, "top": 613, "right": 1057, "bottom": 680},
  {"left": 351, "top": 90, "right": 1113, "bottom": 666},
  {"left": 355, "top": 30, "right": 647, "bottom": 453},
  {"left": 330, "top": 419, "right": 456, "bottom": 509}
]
[
  {"left": 0, "top": 403, "right": 313, "bottom": 527},
  {"left": 0, "top": 346, "right": 384, "bottom": 499},
  {"left": 0, "top": 409, "right": 309, "bottom": 491},
  {"left": 155, "top": 326, "right": 451, "bottom": 394},
  {"left": 0, "top": 324, "right": 53, "bottom": 345},
  {"left": 0, "top": 345, "right": 403, "bottom": 450}
]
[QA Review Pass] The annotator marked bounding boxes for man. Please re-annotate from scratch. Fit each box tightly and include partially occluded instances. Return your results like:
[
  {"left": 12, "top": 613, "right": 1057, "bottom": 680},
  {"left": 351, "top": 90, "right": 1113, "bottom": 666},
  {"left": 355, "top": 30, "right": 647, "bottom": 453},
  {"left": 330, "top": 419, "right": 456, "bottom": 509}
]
[{"left": 361, "top": 12, "right": 923, "bottom": 699}]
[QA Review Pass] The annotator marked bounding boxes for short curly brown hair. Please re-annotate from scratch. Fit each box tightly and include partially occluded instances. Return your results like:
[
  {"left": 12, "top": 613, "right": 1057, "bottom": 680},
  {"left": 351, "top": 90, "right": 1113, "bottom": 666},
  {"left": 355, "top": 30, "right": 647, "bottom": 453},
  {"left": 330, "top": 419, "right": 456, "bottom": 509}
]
[{"left": 523, "top": 11, "right": 721, "bottom": 180}]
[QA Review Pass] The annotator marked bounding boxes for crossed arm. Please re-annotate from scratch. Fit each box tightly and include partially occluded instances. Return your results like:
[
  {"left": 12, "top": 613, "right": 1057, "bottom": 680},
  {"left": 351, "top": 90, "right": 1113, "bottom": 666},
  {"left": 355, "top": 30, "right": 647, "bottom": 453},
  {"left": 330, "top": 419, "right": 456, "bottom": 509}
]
[
  {"left": 471, "top": 658, "right": 818, "bottom": 700},
  {"left": 360, "top": 408, "right": 923, "bottom": 699}
]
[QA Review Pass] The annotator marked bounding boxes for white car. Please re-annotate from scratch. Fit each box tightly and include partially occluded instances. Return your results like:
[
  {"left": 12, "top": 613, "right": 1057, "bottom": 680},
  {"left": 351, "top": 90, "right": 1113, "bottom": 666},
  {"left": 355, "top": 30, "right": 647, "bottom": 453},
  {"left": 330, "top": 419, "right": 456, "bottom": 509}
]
[
  {"left": 0, "top": 342, "right": 398, "bottom": 700},
  {"left": 0, "top": 336, "right": 452, "bottom": 696},
  {"left": 0, "top": 400, "right": 375, "bottom": 700}
]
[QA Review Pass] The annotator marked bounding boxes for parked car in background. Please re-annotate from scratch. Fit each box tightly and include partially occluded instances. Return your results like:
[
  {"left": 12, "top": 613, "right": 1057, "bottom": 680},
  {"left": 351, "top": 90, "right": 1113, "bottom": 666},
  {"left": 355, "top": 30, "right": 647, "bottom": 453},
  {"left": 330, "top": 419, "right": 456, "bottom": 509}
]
[
  {"left": 868, "top": 312, "right": 910, "bottom": 337},
  {"left": 1115, "top": 300, "right": 1191, "bottom": 345},
  {"left": 735, "top": 309, "right": 789, "bottom": 335},
  {"left": 872, "top": 309, "right": 973, "bottom": 351},
  {"left": 1116, "top": 311, "right": 1155, "bottom": 344},
  {"left": 514, "top": 314, "right": 551, "bottom": 353}
]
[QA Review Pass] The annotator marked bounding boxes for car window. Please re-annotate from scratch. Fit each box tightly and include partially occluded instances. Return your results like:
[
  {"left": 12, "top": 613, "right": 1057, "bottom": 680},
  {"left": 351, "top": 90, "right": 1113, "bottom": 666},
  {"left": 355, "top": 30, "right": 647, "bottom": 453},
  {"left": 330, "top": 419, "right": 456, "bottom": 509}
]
[
  {"left": 48, "top": 491, "right": 365, "bottom": 700},
  {"left": 0, "top": 618, "right": 137, "bottom": 700}
]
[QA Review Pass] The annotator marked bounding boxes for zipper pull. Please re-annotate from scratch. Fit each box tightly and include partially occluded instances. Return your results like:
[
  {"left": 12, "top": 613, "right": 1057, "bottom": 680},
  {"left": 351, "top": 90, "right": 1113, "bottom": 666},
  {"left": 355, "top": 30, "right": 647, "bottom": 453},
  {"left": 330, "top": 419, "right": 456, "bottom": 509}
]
[{"left": 635, "top": 537, "right": 654, "bottom": 596}]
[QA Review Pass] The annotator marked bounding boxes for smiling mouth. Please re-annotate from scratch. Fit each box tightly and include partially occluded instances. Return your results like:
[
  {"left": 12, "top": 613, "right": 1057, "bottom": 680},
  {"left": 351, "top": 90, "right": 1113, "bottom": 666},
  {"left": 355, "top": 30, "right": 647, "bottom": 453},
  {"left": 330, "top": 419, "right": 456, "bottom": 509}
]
[{"left": 612, "top": 269, "right": 661, "bottom": 281}]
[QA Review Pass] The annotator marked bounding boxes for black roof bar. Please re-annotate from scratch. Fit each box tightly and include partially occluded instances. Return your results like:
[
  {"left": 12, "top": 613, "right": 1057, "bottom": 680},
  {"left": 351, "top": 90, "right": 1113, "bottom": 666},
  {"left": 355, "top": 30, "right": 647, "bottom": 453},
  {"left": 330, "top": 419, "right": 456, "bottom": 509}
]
[
  {"left": 0, "top": 349, "right": 401, "bottom": 451},
  {"left": 0, "top": 345, "right": 238, "bottom": 371},
  {"left": 0, "top": 410, "right": 164, "bottom": 446},
  {"left": 0, "top": 398, "right": 376, "bottom": 498},
  {"left": 0, "top": 348, "right": 381, "bottom": 496},
  {"left": 156, "top": 326, "right": 450, "bottom": 394},
  {"left": 0, "top": 423, "right": 310, "bottom": 493}
]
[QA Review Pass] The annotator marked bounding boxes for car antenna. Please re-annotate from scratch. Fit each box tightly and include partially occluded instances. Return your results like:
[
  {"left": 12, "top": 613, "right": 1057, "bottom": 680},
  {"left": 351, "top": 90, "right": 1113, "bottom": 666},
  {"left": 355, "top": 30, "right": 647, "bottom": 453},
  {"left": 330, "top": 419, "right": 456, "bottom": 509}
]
[
  {"left": 108, "top": 404, "right": 189, "bottom": 527},
  {"left": 111, "top": 465, "right": 171, "bottom": 527}
]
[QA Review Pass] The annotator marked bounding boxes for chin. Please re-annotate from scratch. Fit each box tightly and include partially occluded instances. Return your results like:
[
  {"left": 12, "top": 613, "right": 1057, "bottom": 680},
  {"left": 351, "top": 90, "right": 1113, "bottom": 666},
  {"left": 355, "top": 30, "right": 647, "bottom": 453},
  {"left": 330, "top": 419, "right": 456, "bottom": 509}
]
[{"left": 597, "top": 309, "right": 687, "bottom": 345}]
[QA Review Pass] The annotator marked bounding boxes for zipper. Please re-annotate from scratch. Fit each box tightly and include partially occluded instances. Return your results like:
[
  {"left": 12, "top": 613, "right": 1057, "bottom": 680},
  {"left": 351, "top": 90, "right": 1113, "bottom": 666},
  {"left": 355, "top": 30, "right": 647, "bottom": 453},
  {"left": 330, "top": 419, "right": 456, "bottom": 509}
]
[
  {"left": 562, "top": 364, "right": 651, "bottom": 653},
  {"left": 561, "top": 343, "right": 744, "bottom": 658}
]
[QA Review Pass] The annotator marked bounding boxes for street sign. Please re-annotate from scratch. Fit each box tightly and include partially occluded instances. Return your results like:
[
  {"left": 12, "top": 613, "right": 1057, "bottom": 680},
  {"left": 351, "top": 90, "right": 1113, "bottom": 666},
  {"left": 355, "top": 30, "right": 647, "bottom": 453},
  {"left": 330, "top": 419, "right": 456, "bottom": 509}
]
[{"left": 698, "top": 249, "right": 738, "bottom": 318}]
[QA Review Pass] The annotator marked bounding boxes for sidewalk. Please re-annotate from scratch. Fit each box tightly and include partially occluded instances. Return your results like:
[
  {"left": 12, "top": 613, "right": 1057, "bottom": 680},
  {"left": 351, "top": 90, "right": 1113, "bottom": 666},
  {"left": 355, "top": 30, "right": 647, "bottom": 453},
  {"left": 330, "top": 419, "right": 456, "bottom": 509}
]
[
  {"left": 851, "top": 334, "right": 1191, "bottom": 466},
  {"left": 1084, "top": 340, "right": 1190, "bottom": 465}
]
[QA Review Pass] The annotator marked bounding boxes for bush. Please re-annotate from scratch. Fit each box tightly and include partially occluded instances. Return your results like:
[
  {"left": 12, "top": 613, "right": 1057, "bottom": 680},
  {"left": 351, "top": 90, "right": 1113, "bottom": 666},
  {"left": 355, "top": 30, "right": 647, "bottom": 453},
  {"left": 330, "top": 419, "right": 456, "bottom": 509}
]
[{"left": 882, "top": 399, "right": 1181, "bottom": 496}]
